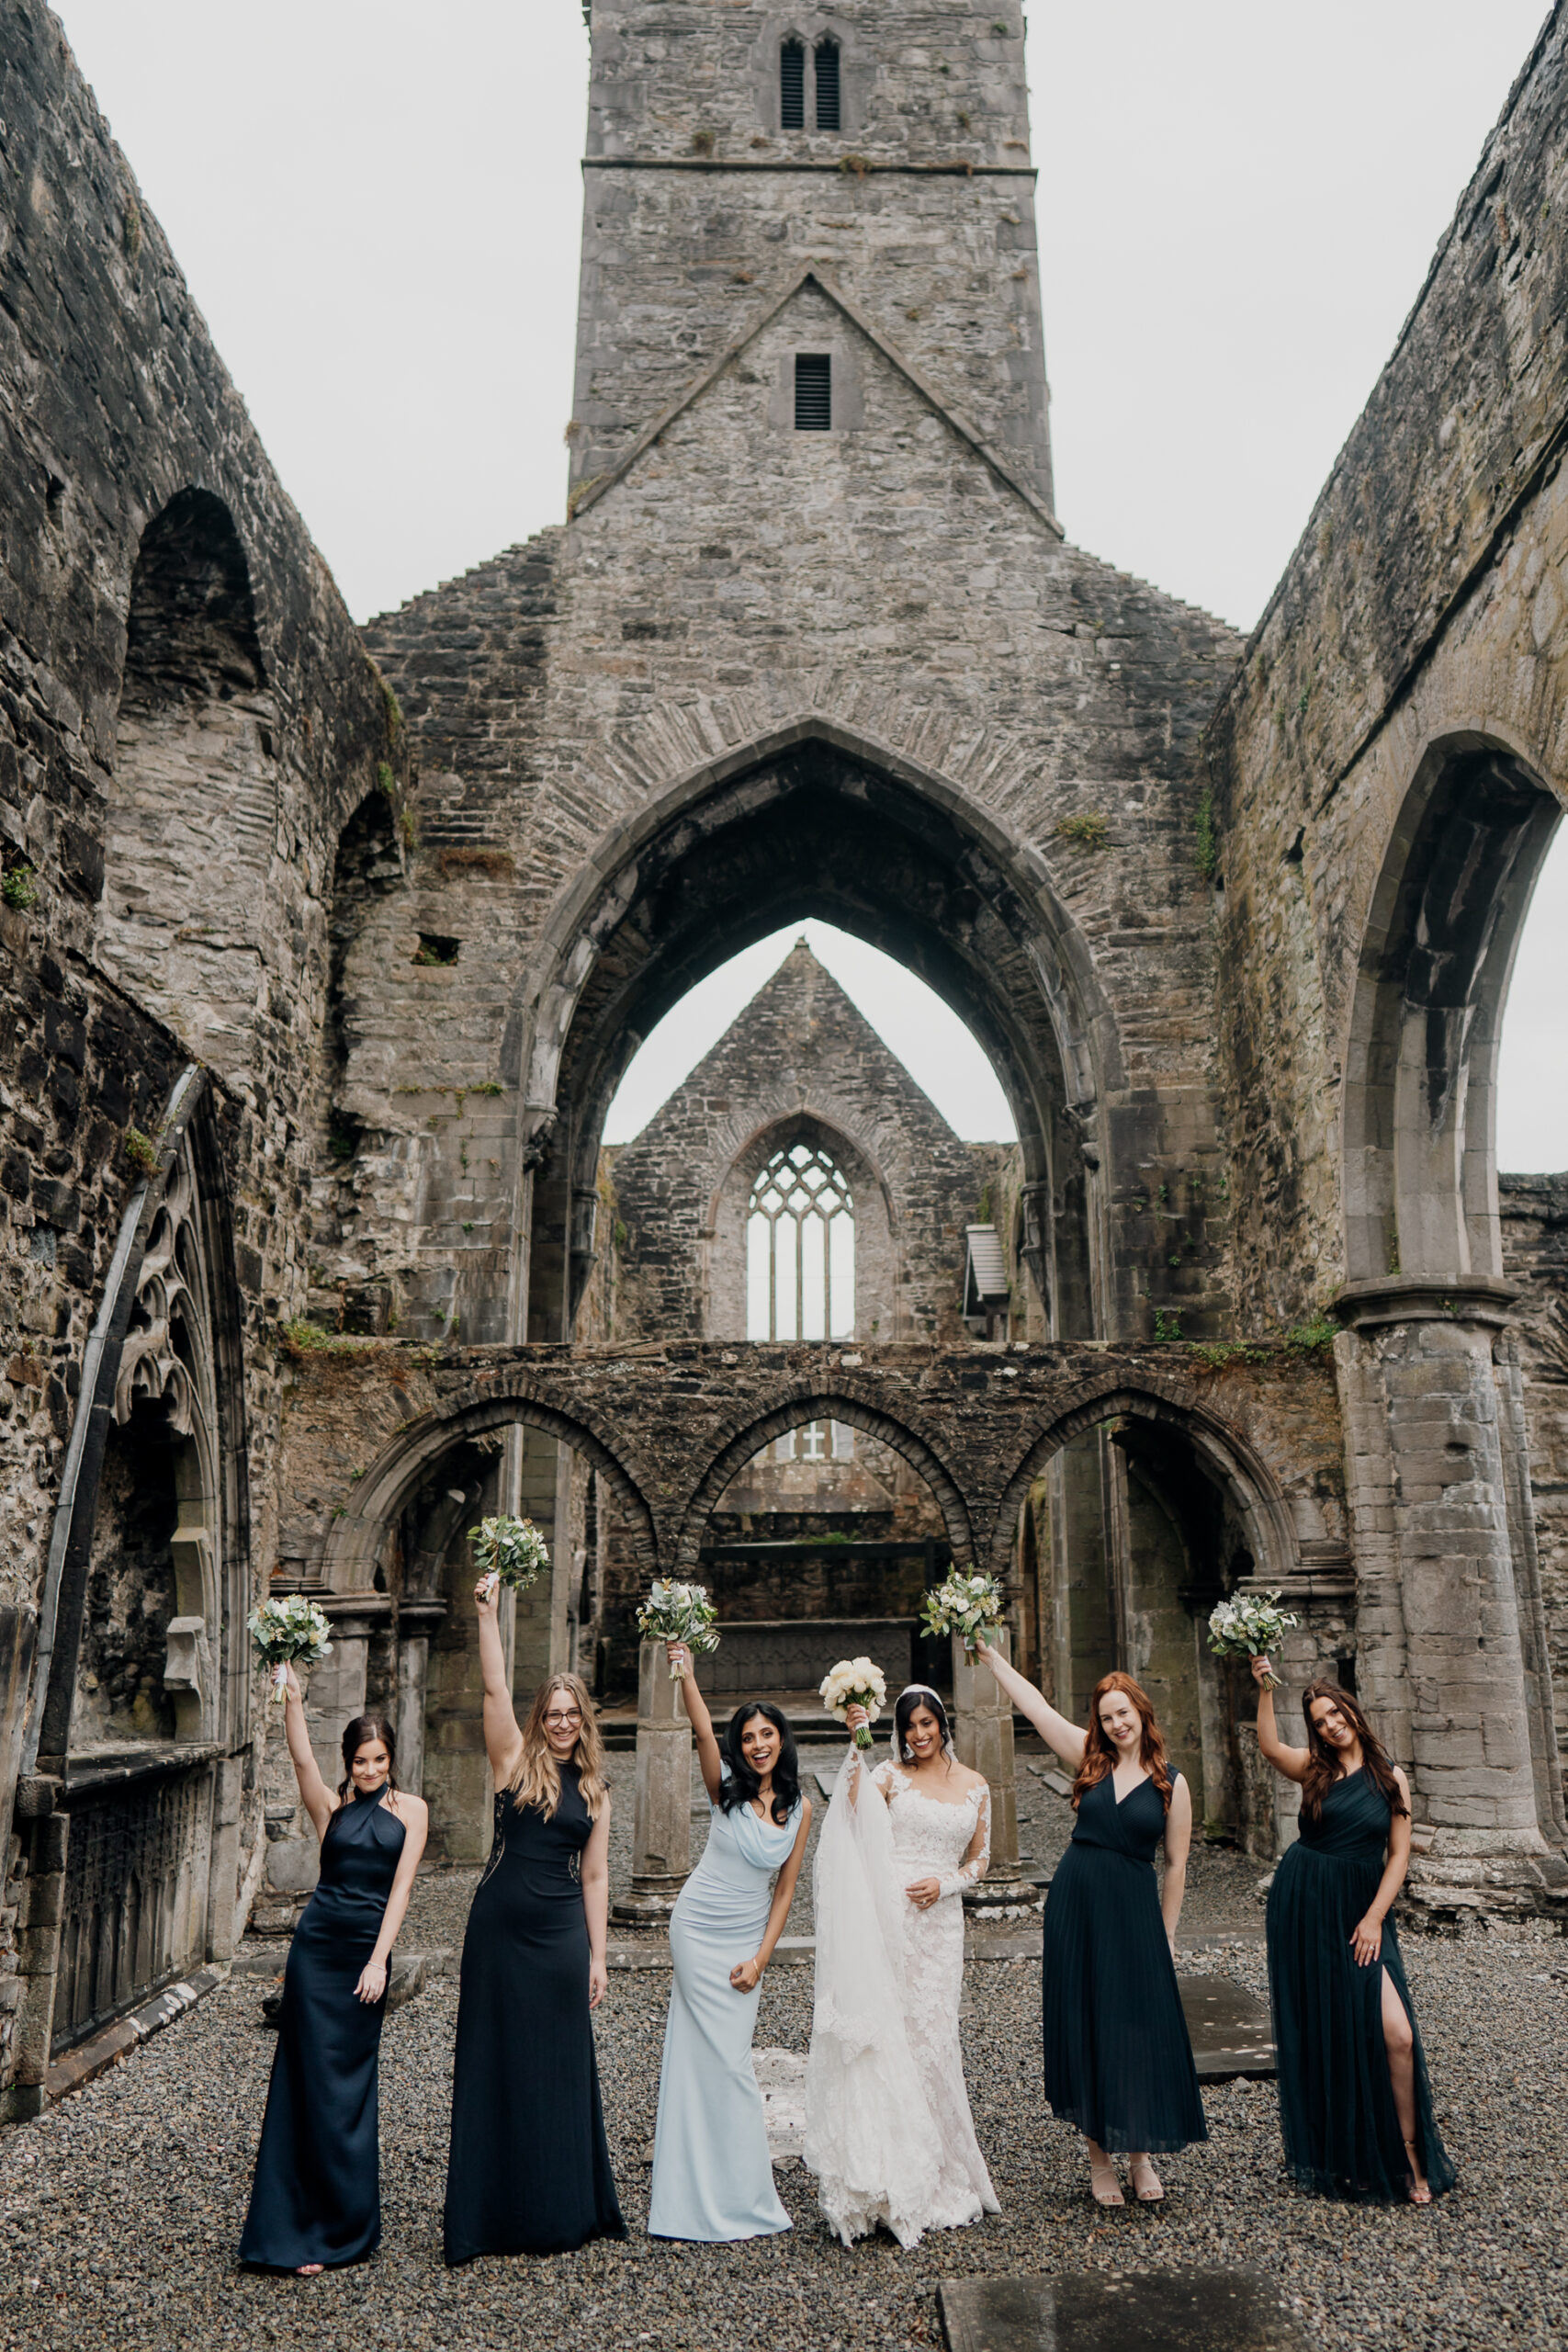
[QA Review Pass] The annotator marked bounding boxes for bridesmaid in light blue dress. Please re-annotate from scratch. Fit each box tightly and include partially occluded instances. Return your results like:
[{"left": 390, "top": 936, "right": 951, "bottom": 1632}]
[{"left": 649, "top": 1646, "right": 812, "bottom": 2241}]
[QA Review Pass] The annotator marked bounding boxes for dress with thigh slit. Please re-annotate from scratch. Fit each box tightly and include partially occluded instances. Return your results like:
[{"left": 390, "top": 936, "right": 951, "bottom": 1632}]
[{"left": 1267, "top": 1767, "right": 1454, "bottom": 2200}]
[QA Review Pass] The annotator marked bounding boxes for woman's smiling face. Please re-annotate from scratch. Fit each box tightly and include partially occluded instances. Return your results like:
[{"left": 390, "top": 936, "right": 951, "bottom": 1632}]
[
  {"left": 739, "top": 1712, "right": 781, "bottom": 1778},
  {"left": 904, "top": 1703, "right": 943, "bottom": 1762}
]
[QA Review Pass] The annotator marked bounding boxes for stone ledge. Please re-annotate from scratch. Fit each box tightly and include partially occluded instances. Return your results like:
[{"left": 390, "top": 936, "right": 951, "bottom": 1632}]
[{"left": 42, "top": 1964, "right": 227, "bottom": 2107}]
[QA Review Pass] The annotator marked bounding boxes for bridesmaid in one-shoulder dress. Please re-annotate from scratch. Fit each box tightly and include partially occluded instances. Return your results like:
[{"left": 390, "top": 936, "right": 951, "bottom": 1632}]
[
  {"left": 1252, "top": 1657, "right": 1453, "bottom": 2204},
  {"left": 649, "top": 1646, "right": 811, "bottom": 2241},
  {"left": 976, "top": 1647, "right": 1205, "bottom": 2206},
  {"left": 241, "top": 1674, "right": 427, "bottom": 2273}
]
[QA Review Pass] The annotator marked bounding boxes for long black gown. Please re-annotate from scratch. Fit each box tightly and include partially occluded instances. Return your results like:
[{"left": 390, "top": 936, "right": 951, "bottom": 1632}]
[
  {"left": 1039, "top": 1770, "right": 1207, "bottom": 2154},
  {"left": 240, "top": 1787, "right": 405, "bottom": 2269},
  {"left": 443, "top": 1762, "right": 626, "bottom": 2263},
  {"left": 1268, "top": 1767, "right": 1455, "bottom": 2200}
]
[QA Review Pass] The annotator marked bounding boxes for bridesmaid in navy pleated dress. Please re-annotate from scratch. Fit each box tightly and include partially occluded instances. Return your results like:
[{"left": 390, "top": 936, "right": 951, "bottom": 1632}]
[
  {"left": 976, "top": 1647, "right": 1205, "bottom": 2206},
  {"left": 443, "top": 1578, "right": 626, "bottom": 2263},
  {"left": 241, "top": 1671, "right": 427, "bottom": 2273},
  {"left": 1252, "top": 1657, "right": 1453, "bottom": 2204}
]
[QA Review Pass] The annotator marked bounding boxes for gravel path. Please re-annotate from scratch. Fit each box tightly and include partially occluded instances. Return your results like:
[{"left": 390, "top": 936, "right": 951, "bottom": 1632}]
[{"left": 6, "top": 1752, "right": 1562, "bottom": 2352}]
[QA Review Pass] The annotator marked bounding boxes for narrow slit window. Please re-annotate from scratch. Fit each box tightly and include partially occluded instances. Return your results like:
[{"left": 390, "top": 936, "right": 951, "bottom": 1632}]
[
  {"left": 795, "top": 352, "right": 831, "bottom": 432},
  {"left": 814, "top": 39, "right": 841, "bottom": 130},
  {"left": 780, "top": 39, "right": 805, "bottom": 129}
]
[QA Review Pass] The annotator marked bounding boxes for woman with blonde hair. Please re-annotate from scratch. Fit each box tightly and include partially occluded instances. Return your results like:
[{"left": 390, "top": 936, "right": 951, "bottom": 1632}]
[
  {"left": 975, "top": 1646, "right": 1206, "bottom": 2206},
  {"left": 443, "top": 1577, "right": 626, "bottom": 2262}
]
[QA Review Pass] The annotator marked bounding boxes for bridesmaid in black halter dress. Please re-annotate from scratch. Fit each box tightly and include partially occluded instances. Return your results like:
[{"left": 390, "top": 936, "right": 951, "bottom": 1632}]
[
  {"left": 241, "top": 1673, "right": 428, "bottom": 2273},
  {"left": 1252, "top": 1657, "right": 1453, "bottom": 2204},
  {"left": 443, "top": 1577, "right": 626, "bottom": 2263},
  {"left": 976, "top": 1646, "right": 1205, "bottom": 2206}
]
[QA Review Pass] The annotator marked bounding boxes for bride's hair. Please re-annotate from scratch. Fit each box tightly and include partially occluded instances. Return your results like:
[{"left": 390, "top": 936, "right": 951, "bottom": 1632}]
[
  {"left": 894, "top": 1685, "right": 954, "bottom": 1766},
  {"left": 718, "top": 1702, "right": 800, "bottom": 1826},
  {"left": 1072, "top": 1671, "right": 1174, "bottom": 1813}
]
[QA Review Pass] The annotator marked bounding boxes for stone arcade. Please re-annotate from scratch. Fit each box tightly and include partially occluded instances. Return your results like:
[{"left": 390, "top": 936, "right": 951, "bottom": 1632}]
[{"left": 4, "top": 0, "right": 1568, "bottom": 2113}]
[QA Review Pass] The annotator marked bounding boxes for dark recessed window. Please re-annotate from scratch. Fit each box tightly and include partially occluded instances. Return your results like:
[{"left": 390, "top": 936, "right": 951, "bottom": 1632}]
[
  {"left": 795, "top": 353, "right": 831, "bottom": 431},
  {"left": 780, "top": 40, "right": 805, "bottom": 129},
  {"left": 814, "top": 39, "right": 840, "bottom": 130},
  {"left": 412, "top": 932, "right": 460, "bottom": 967}
]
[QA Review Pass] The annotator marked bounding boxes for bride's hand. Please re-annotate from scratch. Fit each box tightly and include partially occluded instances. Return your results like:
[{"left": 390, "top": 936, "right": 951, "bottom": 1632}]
[
  {"left": 905, "top": 1876, "right": 942, "bottom": 1912},
  {"left": 844, "top": 1703, "right": 869, "bottom": 1736}
]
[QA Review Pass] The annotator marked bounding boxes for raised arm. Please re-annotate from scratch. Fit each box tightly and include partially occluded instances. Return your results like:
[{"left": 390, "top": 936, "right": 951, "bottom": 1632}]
[
  {"left": 841, "top": 1707, "right": 889, "bottom": 1804},
  {"left": 669, "top": 1642, "right": 724, "bottom": 1803},
  {"left": 580, "top": 1797, "right": 613, "bottom": 2010},
  {"left": 732, "top": 1796, "right": 814, "bottom": 1992},
  {"left": 1251, "top": 1654, "right": 1312, "bottom": 1781},
  {"left": 1159, "top": 1772, "right": 1192, "bottom": 1956},
  {"left": 972, "top": 1640, "right": 1088, "bottom": 1773},
  {"left": 280, "top": 1661, "right": 336, "bottom": 1839},
  {"left": 355, "top": 1792, "right": 430, "bottom": 2005},
  {"left": 474, "top": 1578, "right": 524, "bottom": 1788}
]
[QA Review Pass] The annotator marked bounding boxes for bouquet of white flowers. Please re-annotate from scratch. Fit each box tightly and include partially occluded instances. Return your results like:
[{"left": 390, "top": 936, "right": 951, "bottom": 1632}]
[
  {"left": 248, "top": 1594, "right": 333, "bottom": 1707},
  {"left": 820, "top": 1655, "right": 887, "bottom": 1751},
  {"left": 469, "top": 1514, "right": 550, "bottom": 1599},
  {"left": 1206, "top": 1589, "right": 1300, "bottom": 1691},
  {"left": 636, "top": 1578, "right": 721, "bottom": 1679},
  {"left": 919, "top": 1567, "right": 1005, "bottom": 1655}
]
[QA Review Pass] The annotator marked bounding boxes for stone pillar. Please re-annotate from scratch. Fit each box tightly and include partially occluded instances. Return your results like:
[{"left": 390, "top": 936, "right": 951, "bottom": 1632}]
[
  {"left": 1337, "top": 1280, "right": 1557, "bottom": 1913},
  {"left": 614, "top": 1638, "right": 693, "bottom": 1923},
  {"left": 952, "top": 1627, "right": 1037, "bottom": 1913},
  {"left": 3, "top": 1784, "right": 66, "bottom": 2120},
  {"left": 1047, "top": 1435, "right": 1116, "bottom": 1728}
]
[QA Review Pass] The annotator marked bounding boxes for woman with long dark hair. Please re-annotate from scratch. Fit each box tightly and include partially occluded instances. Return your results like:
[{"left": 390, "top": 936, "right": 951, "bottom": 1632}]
[
  {"left": 975, "top": 1646, "right": 1205, "bottom": 2205},
  {"left": 240, "top": 1672, "right": 428, "bottom": 2273},
  {"left": 649, "top": 1649, "right": 811, "bottom": 2240},
  {"left": 443, "top": 1580, "right": 626, "bottom": 2263},
  {"left": 1252, "top": 1658, "right": 1453, "bottom": 2203}
]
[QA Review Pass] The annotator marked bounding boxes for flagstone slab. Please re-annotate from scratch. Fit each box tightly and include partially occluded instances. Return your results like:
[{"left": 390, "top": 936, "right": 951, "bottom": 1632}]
[
  {"left": 1179, "top": 1975, "right": 1276, "bottom": 2078},
  {"left": 937, "top": 2267, "right": 1305, "bottom": 2352}
]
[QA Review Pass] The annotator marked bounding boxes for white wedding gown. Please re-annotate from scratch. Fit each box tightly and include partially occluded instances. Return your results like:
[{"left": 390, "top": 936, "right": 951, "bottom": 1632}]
[{"left": 804, "top": 1750, "right": 999, "bottom": 2247}]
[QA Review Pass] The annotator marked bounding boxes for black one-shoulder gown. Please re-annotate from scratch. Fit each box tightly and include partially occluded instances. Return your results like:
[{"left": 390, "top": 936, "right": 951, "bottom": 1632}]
[
  {"left": 443, "top": 1763, "right": 626, "bottom": 2262},
  {"left": 1039, "top": 1771, "right": 1207, "bottom": 2154},
  {"left": 1268, "top": 1768, "right": 1455, "bottom": 2200},
  {"left": 240, "top": 1789, "right": 405, "bottom": 2269}
]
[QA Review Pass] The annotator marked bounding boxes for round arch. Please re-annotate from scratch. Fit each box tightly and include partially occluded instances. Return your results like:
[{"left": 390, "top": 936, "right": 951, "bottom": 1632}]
[
  {"left": 321, "top": 1385, "right": 660, "bottom": 1590},
  {"left": 672, "top": 1385, "right": 975, "bottom": 1573}
]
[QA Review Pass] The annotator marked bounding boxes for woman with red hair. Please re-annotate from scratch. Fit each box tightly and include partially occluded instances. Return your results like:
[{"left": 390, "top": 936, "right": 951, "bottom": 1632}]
[{"left": 976, "top": 1646, "right": 1206, "bottom": 2204}]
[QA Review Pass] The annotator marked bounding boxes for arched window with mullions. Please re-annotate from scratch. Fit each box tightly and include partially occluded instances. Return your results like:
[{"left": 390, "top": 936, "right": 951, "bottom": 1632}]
[{"left": 747, "top": 1140, "right": 855, "bottom": 1340}]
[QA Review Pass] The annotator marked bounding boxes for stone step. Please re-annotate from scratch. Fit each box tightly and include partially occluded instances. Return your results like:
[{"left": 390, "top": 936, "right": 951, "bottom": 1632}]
[{"left": 938, "top": 2268, "right": 1306, "bottom": 2352}]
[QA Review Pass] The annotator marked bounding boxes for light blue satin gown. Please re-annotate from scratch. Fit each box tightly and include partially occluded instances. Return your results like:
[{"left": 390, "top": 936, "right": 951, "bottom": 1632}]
[{"left": 648, "top": 1775, "right": 802, "bottom": 2241}]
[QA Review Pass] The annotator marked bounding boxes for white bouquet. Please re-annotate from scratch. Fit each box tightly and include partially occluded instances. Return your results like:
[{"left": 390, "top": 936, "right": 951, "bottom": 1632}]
[
  {"left": 820, "top": 1655, "right": 887, "bottom": 1751},
  {"left": 637, "top": 1578, "right": 721, "bottom": 1679},
  {"left": 248, "top": 1594, "right": 333, "bottom": 1707},
  {"left": 1206, "top": 1589, "right": 1300, "bottom": 1691},
  {"left": 469, "top": 1513, "right": 550, "bottom": 1598},
  {"left": 920, "top": 1566, "right": 1004, "bottom": 1655}
]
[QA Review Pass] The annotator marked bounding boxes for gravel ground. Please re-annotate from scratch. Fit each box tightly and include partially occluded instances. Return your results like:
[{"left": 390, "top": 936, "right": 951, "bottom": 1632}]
[{"left": 9, "top": 1754, "right": 1561, "bottom": 2352}]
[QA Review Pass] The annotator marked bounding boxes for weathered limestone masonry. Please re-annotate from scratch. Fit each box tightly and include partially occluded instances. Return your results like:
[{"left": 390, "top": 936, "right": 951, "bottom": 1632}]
[
  {"left": 1208, "top": 6, "right": 1568, "bottom": 1907},
  {"left": 0, "top": 2, "right": 410, "bottom": 2109}
]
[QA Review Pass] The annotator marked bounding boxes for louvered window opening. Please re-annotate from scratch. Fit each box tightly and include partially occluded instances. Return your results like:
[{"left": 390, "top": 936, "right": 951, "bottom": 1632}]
[
  {"left": 795, "top": 352, "right": 832, "bottom": 432},
  {"left": 814, "top": 39, "right": 841, "bottom": 130},
  {"left": 780, "top": 40, "right": 805, "bottom": 128},
  {"left": 747, "top": 1140, "right": 854, "bottom": 1340}
]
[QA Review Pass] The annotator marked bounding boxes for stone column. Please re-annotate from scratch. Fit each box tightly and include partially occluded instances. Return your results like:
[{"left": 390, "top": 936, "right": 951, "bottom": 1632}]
[
  {"left": 614, "top": 1638, "right": 692, "bottom": 1923},
  {"left": 952, "top": 1627, "right": 1037, "bottom": 1913},
  {"left": 2, "top": 1783, "right": 66, "bottom": 2120},
  {"left": 1337, "top": 1280, "right": 1557, "bottom": 1913}
]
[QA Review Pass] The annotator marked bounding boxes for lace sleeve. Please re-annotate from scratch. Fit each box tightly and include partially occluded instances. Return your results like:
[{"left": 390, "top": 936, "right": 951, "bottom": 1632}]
[{"left": 938, "top": 1783, "right": 990, "bottom": 1898}]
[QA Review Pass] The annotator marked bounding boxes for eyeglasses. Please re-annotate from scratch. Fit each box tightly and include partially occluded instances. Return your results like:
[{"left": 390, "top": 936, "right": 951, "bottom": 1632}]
[{"left": 545, "top": 1709, "right": 583, "bottom": 1728}]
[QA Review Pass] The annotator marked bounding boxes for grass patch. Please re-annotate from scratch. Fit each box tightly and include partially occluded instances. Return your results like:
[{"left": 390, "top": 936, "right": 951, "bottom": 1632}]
[{"left": 1056, "top": 813, "right": 1110, "bottom": 851}]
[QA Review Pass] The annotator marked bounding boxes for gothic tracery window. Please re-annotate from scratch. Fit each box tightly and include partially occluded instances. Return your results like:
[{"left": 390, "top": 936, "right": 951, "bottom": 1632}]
[{"left": 747, "top": 1140, "right": 855, "bottom": 1340}]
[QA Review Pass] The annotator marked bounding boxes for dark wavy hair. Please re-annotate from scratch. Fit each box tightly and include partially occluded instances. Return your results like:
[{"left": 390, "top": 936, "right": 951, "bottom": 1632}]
[
  {"left": 1299, "top": 1679, "right": 1408, "bottom": 1826},
  {"left": 717, "top": 1702, "right": 800, "bottom": 1826},
  {"left": 337, "top": 1712, "right": 398, "bottom": 1802},
  {"left": 1072, "top": 1671, "right": 1175, "bottom": 1814},
  {"left": 894, "top": 1685, "right": 954, "bottom": 1766}
]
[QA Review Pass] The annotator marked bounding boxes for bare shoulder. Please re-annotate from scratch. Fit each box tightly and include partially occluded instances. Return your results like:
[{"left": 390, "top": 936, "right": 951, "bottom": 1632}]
[
  {"left": 390, "top": 1790, "right": 428, "bottom": 1820},
  {"left": 1393, "top": 1765, "right": 1412, "bottom": 1802},
  {"left": 953, "top": 1761, "right": 988, "bottom": 1793}
]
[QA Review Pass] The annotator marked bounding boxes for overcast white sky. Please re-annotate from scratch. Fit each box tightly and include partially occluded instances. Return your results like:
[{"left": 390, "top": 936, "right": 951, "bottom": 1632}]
[{"left": 54, "top": 0, "right": 1565, "bottom": 1160}]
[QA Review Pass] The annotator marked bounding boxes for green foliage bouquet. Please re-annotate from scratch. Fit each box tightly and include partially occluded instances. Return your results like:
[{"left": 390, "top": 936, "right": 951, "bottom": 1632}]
[
  {"left": 1206, "top": 1589, "right": 1300, "bottom": 1692},
  {"left": 919, "top": 1567, "right": 1005, "bottom": 1655},
  {"left": 248, "top": 1594, "right": 333, "bottom": 1707},
  {"left": 468, "top": 1514, "right": 550, "bottom": 1598},
  {"left": 637, "top": 1578, "right": 721, "bottom": 1679}
]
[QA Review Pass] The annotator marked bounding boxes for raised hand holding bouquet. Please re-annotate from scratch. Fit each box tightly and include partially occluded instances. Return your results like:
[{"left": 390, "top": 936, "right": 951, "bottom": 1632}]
[
  {"left": 468, "top": 1513, "right": 549, "bottom": 1600},
  {"left": 820, "top": 1656, "right": 887, "bottom": 1751},
  {"left": 1206, "top": 1589, "right": 1299, "bottom": 1691},
  {"left": 637, "top": 1578, "right": 720, "bottom": 1679},
  {"left": 919, "top": 1567, "right": 1004, "bottom": 1655},
  {"left": 248, "top": 1593, "right": 333, "bottom": 1707}
]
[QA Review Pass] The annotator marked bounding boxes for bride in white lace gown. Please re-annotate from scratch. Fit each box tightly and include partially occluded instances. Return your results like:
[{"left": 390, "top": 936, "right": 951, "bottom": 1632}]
[{"left": 804, "top": 1685, "right": 999, "bottom": 2247}]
